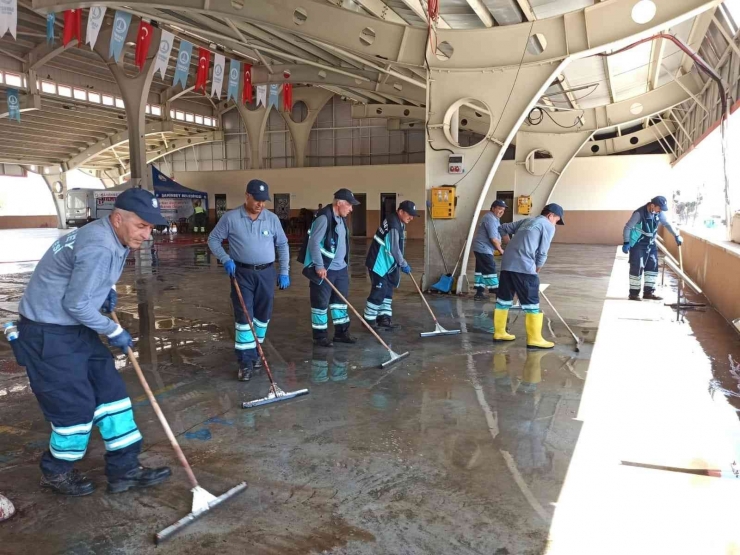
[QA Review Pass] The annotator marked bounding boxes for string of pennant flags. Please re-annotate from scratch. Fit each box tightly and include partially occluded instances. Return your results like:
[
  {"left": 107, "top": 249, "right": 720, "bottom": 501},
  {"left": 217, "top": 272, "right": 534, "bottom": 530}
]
[{"left": 0, "top": 1, "right": 294, "bottom": 117}]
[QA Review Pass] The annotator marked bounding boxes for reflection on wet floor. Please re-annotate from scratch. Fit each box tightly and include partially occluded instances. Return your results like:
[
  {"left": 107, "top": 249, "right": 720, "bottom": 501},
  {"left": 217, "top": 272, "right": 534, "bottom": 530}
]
[{"left": 0, "top": 239, "right": 736, "bottom": 554}]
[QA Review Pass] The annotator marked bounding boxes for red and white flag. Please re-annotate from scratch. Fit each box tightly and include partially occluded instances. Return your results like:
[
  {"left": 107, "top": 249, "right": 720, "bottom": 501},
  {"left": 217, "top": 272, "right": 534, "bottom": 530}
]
[
  {"left": 134, "top": 20, "right": 154, "bottom": 71},
  {"left": 283, "top": 83, "right": 293, "bottom": 111},
  {"left": 63, "top": 9, "right": 82, "bottom": 47},
  {"left": 242, "top": 63, "right": 252, "bottom": 104},
  {"left": 195, "top": 47, "right": 210, "bottom": 95}
]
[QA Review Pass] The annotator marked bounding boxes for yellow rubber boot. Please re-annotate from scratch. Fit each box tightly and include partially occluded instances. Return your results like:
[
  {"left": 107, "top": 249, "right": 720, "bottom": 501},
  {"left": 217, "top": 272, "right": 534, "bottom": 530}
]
[
  {"left": 525, "top": 312, "right": 554, "bottom": 349},
  {"left": 493, "top": 309, "right": 516, "bottom": 342}
]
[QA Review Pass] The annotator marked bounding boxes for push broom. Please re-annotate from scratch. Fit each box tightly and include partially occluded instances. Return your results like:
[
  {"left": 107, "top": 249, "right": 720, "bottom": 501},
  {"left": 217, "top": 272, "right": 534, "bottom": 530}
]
[
  {"left": 110, "top": 312, "right": 247, "bottom": 544},
  {"left": 324, "top": 278, "right": 409, "bottom": 368},
  {"left": 232, "top": 277, "right": 310, "bottom": 409},
  {"left": 408, "top": 273, "right": 461, "bottom": 338}
]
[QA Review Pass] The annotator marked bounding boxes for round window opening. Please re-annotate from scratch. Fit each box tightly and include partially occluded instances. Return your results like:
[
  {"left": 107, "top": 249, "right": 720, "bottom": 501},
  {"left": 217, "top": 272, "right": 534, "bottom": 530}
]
[{"left": 443, "top": 98, "right": 492, "bottom": 148}]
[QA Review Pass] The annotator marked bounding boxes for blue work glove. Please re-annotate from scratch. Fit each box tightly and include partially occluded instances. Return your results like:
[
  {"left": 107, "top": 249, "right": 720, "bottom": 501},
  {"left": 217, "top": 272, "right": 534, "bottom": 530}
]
[
  {"left": 278, "top": 274, "right": 290, "bottom": 290},
  {"left": 401, "top": 264, "right": 412, "bottom": 274},
  {"left": 107, "top": 327, "right": 133, "bottom": 351},
  {"left": 101, "top": 288, "right": 117, "bottom": 314},
  {"left": 224, "top": 259, "right": 236, "bottom": 277},
  {"left": 675, "top": 235, "right": 683, "bottom": 246},
  {"left": 622, "top": 242, "right": 630, "bottom": 254}
]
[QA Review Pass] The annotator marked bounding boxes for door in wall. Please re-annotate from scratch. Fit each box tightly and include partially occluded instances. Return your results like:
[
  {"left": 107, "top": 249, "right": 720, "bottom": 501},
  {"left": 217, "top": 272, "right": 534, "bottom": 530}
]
[
  {"left": 351, "top": 193, "right": 367, "bottom": 236},
  {"left": 496, "top": 191, "right": 514, "bottom": 224},
  {"left": 274, "top": 193, "right": 290, "bottom": 231},
  {"left": 380, "top": 193, "right": 397, "bottom": 224},
  {"left": 215, "top": 194, "right": 227, "bottom": 222}
]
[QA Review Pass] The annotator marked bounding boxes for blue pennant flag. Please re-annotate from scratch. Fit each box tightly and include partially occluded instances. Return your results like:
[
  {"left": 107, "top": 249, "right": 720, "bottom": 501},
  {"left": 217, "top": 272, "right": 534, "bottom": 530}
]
[
  {"left": 227, "top": 59, "right": 240, "bottom": 103},
  {"left": 267, "top": 83, "right": 279, "bottom": 110},
  {"left": 7, "top": 88, "right": 20, "bottom": 123},
  {"left": 46, "top": 13, "right": 55, "bottom": 45},
  {"left": 108, "top": 10, "right": 132, "bottom": 62},
  {"left": 173, "top": 40, "right": 193, "bottom": 89}
]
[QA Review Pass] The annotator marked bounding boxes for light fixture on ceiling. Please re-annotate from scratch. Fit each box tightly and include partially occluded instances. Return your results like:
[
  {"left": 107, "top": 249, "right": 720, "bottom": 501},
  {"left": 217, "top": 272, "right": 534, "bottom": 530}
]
[{"left": 631, "top": 0, "right": 657, "bottom": 25}]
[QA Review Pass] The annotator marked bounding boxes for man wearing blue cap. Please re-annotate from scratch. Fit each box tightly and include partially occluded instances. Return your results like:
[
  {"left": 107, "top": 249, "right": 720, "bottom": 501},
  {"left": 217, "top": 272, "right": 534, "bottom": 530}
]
[
  {"left": 12, "top": 186, "right": 172, "bottom": 497},
  {"left": 208, "top": 179, "right": 290, "bottom": 381},
  {"left": 364, "top": 200, "right": 418, "bottom": 331},
  {"left": 493, "top": 203, "right": 565, "bottom": 349},
  {"left": 298, "top": 189, "right": 360, "bottom": 347},
  {"left": 622, "top": 196, "right": 682, "bottom": 301},
  {"left": 471, "top": 199, "right": 508, "bottom": 301}
]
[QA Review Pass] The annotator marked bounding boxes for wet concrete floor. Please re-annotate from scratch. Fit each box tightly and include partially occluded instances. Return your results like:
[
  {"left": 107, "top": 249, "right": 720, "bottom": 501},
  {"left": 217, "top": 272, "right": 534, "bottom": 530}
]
[{"left": 0, "top": 236, "right": 733, "bottom": 554}]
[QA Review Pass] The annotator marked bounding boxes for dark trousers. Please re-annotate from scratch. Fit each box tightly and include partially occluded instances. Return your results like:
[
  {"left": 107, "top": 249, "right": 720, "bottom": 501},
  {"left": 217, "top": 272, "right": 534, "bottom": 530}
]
[
  {"left": 364, "top": 271, "right": 394, "bottom": 322},
  {"left": 194, "top": 212, "right": 206, "bottom": 232},
  {"left": 15, "top": 319, "right": 141, "bottom": 478},
  {"left": 309, "top": 267, "right": 350, "bottom": 340},
  {"left": 474, "top": 251, "right": 499, "bottom": 291},
  {"left": 231, "top": 265, "right": 276, "bottom": 364},
  {"left": 629, "top": 242, "right": 659, "bottom": 295},
  {"left": 495, "top": 271, "right": 541, "bottom": 314}
]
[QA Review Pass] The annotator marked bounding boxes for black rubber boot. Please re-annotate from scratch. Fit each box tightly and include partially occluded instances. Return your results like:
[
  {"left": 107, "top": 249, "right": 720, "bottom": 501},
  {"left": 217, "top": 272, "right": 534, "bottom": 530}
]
[
  {"left": 643, "top": 291, "right": 663, "bottom": 301},
  {"left": 313, "top": 337, "right": 334, "bottom": 348},
  {"left": 107, "top": 466, "right": 172, "bottom": 494},
  {"left": 253, "top": 357, "right": 263, "bottom": 370},
  {"left": 40, "top": 470, "right": 95, "bottom": 497},
  {"left": 628, "top": 294, "right": 642, "bottom": 301},
  {"left": 376, "top": 315, "right": 401, "bottom": 331},
  {"left": 473, "top": 287, "right": 488, "bottom": 301},
  {"left": 238, "top": 361, "right": 253, "bottom": 382},
  {"left": 333, "top": 332, "right": 357, "bottom": 344}
]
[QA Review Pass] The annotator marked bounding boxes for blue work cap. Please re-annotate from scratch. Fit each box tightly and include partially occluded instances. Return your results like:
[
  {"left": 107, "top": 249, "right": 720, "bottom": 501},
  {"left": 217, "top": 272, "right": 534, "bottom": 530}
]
[
  {"left": 246, "top": 179, "right": 271, "bottom": 202},
  {"left": 650, "top": 196, "right": 668, "bottom": 211},
  {"left": 114, "top": 187, "right": 167, "bottom": 226},
  {"left": 491, "top": 199, "right": 508, "bottom": 209},
  {"left": 399, "top": 200, "right": 419, "bottom": 216},
  {"left": 544, "top": 203, "right": 565, "bottom": 225},
  {"left": 334, "top": 188, "right": 360, "bottom": 206}
]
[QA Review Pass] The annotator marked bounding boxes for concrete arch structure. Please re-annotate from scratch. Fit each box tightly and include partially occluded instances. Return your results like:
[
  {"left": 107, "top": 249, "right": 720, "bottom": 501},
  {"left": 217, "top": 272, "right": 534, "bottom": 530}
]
[
  {"left": 279, "top": 87, "right": 335, "bottom": 168},
  {"left": 578, "top": 123, "right": 677, "bottom": 157}
]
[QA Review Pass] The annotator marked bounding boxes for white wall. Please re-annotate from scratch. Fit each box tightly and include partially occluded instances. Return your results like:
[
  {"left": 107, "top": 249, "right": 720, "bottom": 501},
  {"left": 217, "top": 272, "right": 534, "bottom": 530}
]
[{"left": 0, "top": 173, "right": 56, "bottom": 216}]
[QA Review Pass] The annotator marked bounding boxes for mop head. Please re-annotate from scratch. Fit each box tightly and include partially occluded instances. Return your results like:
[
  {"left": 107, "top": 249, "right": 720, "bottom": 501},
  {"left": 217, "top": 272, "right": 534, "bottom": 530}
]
[
  {"left": 420, "top": 323, "right": 461, "bottom": 338},
  {"left": 242, "top": 386, "right": 310, "bottom": 409},
  {"left": 380, "top": 350, "right": 410, "bottom": 368},
  {"left": 155, "top": 482, "right": 247, "bottom": 544}
]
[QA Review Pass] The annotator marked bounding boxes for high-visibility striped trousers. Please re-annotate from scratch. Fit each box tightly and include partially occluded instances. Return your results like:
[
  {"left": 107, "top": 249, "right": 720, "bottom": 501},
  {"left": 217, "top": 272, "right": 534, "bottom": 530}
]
[
  {"left": 231, "top": 265, "right": 276, "bottom": 364},
  {"left": 629, "top": 242, "right": 659, "bottom": 295},
  {"left": 16, "top": 319, "right": 142, "bottom": 479},
  {"left": 309, "top": 267, "right": 350, "bottom": 340}
]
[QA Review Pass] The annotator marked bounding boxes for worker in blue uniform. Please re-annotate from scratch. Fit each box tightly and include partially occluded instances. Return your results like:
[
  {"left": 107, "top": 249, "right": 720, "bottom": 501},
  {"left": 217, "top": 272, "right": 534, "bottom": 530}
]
[
  {"left": 364, "top": 200, "right": 418, "bottom": 331},
  {"left": 11, "top": 188, "right": 172, "bottom": 496},
  {"left": 208, "top": 180, "right": 290, "bottom": 382},
  {"left": 298, "top": 189, "right": 360, "bottom": 348},
  {"left": 493, "top": 203, "right": 565, "bottom": 349},
  {"left": 472, "top": 199, "right": 508, "bottom": 301},
  {"left": 622, "top": 195, "right": 682, "bottom": 301}
]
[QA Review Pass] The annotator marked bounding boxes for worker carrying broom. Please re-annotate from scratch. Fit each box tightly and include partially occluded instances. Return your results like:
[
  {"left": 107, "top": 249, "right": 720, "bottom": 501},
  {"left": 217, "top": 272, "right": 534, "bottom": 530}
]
[
  {"left": 622, "top": 195, "right": 682, "bottom": 301},
  {"left": 493, "top": 203, "right": 565, "bottom": 349},
  {"left": 472, "top": 199, "right": 508, "bottom": 301},
  {"left": 10, "top": 188, "right": 172, "bottom": 496},
  {"left": 298, "top": 188, "right": 360, "bottom": 348},
  {"left": 208, "top": 180, "right": 290, "bottom": 382},
  {"left": 364, "top": 200, "right": 418, "bottom": 331}
]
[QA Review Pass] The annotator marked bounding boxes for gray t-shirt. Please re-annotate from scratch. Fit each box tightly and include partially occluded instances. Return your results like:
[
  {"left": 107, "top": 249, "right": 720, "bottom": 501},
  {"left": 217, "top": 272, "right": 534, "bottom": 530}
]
[
  {"left": 472, "top": 212, "right": 501, "bottom": 255},
  {"left": 309, "top": 213, "right": 347, "bottom": 271},
  {"left": 18, "top": 217, "right": 128, "bottom": 336},
  {"left": 208, "top": 205, "right": 290, "bottom": 275},
  {"left": 499, "top": 215, "right": 555, "bottom": 275}
]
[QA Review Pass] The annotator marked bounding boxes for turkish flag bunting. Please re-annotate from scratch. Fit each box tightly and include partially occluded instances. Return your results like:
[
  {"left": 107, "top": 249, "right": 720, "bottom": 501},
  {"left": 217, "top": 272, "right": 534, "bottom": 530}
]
[
  {"left": 195, "top": 47, "right": 210, "bottom": 95},
  {"left": 242, "top": 64, "right": 253, "bottom": 104},
  {"left": 135, "top": 21, "right": 154, "bottom": 71},
  {"left": 283, "top": 83, "right": 293, "bottom": 111},
  {"left": 62, "top": 9, "right": 82, "bottom": 47}
]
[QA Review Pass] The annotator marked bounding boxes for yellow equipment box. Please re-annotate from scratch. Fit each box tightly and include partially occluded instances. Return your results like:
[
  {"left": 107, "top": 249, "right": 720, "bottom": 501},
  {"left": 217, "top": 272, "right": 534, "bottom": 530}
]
[
  {"left": 431, "top": 187, "right": 456, "bottom": 219},
  {"left": 517, "top": 195, "right": 532, "bottom": 215}
]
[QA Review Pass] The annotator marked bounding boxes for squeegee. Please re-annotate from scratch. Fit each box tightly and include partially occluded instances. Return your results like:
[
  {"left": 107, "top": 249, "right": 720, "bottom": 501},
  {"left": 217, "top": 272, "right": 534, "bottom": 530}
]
[
  {"left": 110, "top": 313, "right": 247, "bottom": 544},
  {"left": 324, "top": 278, "right": 409, "bottom": 368},
  {"left": 409, "top": 273, "right": 461, "bottom": 338},
  {"left": 232, "top": 277, "right": 309, "bottom": 409}
]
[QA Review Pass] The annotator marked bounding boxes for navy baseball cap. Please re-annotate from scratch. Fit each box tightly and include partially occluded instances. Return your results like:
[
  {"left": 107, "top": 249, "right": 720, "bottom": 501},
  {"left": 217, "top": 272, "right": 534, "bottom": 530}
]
[
  {"left": 650, "top": 196, "right": 668, "bottom": 211},
  {"left": 246, "top": 179, "right": 271, "bottom": 202},
  {"left": 114, "top": 187, "right": 167, "bottom": 225},
  {"left": 399, "top": 200, "right": 419, "bottom": 217},
  {"left": 543, "top": 203, "right": 565, "bottom": 225},
  {"left": 491, "top": 199, "right": 508, "bottom": 209},
  {"left": 334, "top": 188, "right": 360, "bottom": 206}
]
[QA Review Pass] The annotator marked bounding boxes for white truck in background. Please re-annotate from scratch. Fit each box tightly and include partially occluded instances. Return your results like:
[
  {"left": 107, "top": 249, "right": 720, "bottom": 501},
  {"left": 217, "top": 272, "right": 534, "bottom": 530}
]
[{"left": 65, "top": 188, "right": 120, "bottom": 227}]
